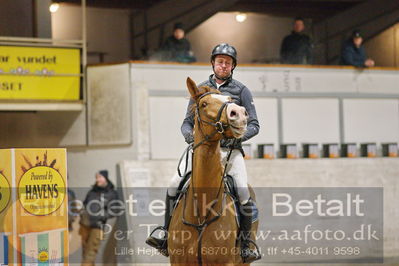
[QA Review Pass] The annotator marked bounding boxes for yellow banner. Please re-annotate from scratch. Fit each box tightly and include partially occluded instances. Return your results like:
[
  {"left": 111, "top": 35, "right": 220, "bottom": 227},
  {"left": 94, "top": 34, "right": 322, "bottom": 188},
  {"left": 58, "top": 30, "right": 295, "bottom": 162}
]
[
  {"left": 0, "top": 46, "right": 80, "bottom": 101},
  {"left": 0, "top": 148, "right": 69, "bottom": 265}
]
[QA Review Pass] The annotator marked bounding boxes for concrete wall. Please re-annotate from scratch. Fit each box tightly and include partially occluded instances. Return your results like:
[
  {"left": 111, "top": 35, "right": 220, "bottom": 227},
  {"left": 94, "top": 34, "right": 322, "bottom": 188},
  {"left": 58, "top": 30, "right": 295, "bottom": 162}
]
[
  {"left": 35, "top": 0, "right": 52, "bottom": 38},
  {"left": 63, "top": 62, "right": 399, "bottom": 190},
  {"left": 51, "top": 4, "right": 130, "bottom": 64},
  {"left": 0, "top": 0, "right": 33, "bottom": 37},
  {"left": 186, "top": 12, "right": 295, "bottom": 63},
  {"left": 365, "top": 23, "right": 399, "bottom": 67},
  {"left": 128, "top": 63, "right": 399, "bottom": 159}
]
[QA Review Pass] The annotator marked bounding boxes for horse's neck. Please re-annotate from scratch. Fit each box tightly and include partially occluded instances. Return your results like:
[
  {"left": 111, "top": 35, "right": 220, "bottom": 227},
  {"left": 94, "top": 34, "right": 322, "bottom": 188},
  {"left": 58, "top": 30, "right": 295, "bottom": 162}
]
[
  {"left": 190, "top": 130, "right": 224, "bottom": 219},
  {"left": 192, "top": 143, "right": 223, "bottom": 189}
]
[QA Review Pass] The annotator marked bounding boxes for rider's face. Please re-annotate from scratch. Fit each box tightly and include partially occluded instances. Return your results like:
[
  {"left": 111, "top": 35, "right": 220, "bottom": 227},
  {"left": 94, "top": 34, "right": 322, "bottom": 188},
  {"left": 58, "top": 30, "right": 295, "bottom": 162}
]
[{"left": 213, "top": 55, "right": 234, "bottom": 80}]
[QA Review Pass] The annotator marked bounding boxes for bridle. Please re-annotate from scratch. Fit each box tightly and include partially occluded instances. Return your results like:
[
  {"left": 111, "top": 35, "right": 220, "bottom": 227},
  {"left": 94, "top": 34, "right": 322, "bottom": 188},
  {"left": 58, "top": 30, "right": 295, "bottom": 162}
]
[
  {"left": 177, "top": 91, "right": 232, "bottom": 177},
  {"left": 191, "top": 92, "right": 232, "bottom": 151}
]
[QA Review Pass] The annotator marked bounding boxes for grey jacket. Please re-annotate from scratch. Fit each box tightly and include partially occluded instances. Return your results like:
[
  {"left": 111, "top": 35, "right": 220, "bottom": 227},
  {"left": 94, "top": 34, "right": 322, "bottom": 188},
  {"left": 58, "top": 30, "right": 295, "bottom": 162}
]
[{"left": 181, "top": 75, "right": 260, "bottom": 150}]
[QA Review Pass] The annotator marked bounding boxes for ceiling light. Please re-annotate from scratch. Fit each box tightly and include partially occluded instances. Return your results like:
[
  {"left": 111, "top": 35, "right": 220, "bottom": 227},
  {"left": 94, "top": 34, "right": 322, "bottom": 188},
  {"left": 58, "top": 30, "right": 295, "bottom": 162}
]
[
  {"left": 236, "top": 13, "right": 247, "bottom": 23},
  {"left": 49, "top": 3, "right": 60, "bottom": 13}
]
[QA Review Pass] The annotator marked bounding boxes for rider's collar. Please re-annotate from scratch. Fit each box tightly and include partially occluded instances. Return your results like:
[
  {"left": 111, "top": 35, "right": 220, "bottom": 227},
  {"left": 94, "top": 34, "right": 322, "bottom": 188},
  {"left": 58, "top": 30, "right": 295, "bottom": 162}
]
[{"left": 209, "top": 74, "right": 232, "bottom": 89}]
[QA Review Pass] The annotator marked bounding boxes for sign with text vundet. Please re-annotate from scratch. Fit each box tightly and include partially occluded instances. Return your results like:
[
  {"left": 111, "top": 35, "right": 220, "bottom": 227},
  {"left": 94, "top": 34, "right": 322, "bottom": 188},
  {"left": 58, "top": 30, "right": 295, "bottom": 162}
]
[
  {"left": 0, "top": 148, "right": 68, "bottom": 265},
  {"left": 0, "top": 46, "right": 80, "bottom": 101}
]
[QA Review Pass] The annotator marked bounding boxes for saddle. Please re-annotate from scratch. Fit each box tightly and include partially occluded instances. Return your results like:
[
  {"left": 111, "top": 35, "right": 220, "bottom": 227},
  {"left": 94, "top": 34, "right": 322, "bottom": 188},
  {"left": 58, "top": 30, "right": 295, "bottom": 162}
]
[{"left": 174, "top": 172, "right": 259, "bottom": 226}]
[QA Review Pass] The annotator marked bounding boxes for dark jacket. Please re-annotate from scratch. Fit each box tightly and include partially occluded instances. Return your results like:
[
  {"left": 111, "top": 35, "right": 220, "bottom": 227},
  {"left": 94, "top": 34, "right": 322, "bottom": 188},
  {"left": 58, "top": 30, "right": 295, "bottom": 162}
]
[
  {"left": 340, "top": 39, "right": 367, "bottom": 67},
  {"left": 161, "top": 36, "right": 196, "bottom": 63},
  {"left": 181, "top": 75, "right": 260, "bottom": 151},
  {"left": 280, "top": 31, "right": 313, "bottom": 64},
  {"left": 83, "top": 181, "right": 119, "bottom": 229}
]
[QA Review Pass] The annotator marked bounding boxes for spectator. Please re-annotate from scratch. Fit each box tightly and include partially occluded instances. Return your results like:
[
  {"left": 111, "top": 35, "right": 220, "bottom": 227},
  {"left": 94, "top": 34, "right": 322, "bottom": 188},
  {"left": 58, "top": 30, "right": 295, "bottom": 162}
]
[
  {"left": 280, "top": 17, "right": 313, "bottom": 64},
  {"left": 159, "top": 22, "right": 196, "bottom": 63},
  {"left": 340, "top": 30, "right": 375, "bottom": 67},
  {"left": 79, "top": 170, "right": 119, "bottom": 265}
]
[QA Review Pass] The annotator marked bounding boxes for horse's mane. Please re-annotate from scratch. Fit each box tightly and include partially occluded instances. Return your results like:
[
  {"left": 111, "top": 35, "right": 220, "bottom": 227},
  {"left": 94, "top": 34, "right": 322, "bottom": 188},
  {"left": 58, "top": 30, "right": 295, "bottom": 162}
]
[{"left": 189, "top": 86, "right": 220, "bottom": 113}]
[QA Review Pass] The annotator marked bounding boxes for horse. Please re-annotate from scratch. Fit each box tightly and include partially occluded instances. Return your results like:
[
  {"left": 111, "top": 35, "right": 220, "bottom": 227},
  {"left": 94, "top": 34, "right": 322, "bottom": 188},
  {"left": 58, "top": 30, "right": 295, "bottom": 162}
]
[{"left": 167, "top": 77, "right": 259, "bottom": 265}]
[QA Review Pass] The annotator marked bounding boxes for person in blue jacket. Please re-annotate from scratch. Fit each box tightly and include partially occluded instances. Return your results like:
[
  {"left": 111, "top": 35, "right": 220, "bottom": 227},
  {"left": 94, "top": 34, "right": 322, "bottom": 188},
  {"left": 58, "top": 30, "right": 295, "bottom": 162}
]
[{"left": 340, "top": 30, "right": 375, "bottom": 67}]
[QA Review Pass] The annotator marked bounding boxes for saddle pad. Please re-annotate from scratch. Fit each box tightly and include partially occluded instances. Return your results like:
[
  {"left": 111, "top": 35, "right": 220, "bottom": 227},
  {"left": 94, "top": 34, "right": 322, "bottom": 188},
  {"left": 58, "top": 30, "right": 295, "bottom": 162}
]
[{"left": 174, "top": 173, "right": 258, "bottom": 225}]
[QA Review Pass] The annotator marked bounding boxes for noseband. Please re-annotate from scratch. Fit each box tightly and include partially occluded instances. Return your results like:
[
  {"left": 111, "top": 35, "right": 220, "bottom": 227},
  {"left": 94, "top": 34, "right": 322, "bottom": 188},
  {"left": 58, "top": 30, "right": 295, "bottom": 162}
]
[{"left": 192, "top": 92, "right": 231, "bottom": 150}]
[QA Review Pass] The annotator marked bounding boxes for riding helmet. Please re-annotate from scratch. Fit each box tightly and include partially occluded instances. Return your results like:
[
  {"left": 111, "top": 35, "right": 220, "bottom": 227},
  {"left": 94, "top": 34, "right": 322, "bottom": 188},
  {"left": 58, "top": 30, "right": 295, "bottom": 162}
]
[{"left": 211, "top": 43, "right": 237, "bottom": 67}]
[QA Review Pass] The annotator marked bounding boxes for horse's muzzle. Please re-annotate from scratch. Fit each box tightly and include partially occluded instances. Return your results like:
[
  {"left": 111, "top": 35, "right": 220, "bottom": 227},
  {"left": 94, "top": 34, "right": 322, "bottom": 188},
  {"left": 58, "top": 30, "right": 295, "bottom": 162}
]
[{"left": 227, "top": 103, "right": 248, "bottom": 138}]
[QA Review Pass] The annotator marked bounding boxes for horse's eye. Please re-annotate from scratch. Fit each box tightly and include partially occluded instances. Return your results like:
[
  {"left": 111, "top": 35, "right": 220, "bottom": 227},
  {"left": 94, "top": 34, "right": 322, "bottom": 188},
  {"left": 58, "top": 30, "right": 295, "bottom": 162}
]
[{"left": 202, "top": 102, "right": 207, "bottom": 107}]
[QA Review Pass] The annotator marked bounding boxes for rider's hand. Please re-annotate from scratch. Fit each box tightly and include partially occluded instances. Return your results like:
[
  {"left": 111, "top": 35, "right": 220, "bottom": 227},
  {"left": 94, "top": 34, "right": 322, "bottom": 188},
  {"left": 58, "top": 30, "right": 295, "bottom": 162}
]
[
  {"left": 184, "top": 132, "right": 194, "bottom": 144},
  {"left": 221, "top": 138, "right": 237, "bottom": 148}
]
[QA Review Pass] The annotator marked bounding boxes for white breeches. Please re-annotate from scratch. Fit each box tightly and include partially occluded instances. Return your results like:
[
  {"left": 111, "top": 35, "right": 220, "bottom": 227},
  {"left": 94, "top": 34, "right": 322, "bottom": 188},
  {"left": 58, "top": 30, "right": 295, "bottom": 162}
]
[{"left": 168, "top": 147, "right": 250, "bottom": 204}]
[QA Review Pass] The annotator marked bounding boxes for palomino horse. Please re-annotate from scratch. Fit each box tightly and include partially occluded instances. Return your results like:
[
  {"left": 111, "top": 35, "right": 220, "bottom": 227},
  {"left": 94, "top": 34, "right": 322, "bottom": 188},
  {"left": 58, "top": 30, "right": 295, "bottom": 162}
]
[{"left": 168, "top": 77, "right": 259, "bottom": 265}]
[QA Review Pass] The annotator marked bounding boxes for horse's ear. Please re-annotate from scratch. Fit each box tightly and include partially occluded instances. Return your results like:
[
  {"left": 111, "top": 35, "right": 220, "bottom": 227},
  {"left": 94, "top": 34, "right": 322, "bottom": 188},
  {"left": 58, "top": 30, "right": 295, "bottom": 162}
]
[{"left": 186, "top": 77, "right": 199, "bottom": 99}]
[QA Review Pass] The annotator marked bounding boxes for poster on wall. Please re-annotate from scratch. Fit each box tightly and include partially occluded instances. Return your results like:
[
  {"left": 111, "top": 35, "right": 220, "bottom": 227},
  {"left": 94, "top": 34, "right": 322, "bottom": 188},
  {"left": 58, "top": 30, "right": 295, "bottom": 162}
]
[
  {"left": 0, "top": 46, "right": 80, "bottom": 101},
  {"left": 0, "top": 148, "right": 68, "bottom": 265}
]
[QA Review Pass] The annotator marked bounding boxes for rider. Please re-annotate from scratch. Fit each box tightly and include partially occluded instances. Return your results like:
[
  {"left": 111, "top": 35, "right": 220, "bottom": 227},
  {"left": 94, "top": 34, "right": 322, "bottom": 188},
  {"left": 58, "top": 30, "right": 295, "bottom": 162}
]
[{"left": 146, "top": 43, "right": 261, "bottom": 263}]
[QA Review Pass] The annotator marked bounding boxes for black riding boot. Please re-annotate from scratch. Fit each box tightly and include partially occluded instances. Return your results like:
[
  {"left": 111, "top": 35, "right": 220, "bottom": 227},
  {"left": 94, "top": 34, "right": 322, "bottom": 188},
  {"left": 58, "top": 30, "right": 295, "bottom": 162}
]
[
  {"left": 145, "top": 193, "right": 176, "bottom": 257},
  {"left": 239, "top": 199, "right": 261, "bottom": 263}
]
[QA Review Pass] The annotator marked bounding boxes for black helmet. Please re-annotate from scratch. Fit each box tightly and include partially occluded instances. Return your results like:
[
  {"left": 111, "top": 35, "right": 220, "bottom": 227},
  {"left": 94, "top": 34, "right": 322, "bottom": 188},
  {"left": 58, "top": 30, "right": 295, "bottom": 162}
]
[{"left": 211, "top": 43, "right": 237, "bottom": 67}]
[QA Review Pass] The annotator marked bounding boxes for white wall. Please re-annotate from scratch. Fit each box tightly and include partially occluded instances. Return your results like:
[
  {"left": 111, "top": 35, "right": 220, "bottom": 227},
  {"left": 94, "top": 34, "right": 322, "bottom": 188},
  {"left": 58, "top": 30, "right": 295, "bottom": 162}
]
[
  {"left": 186, "top": 12, "right": 295, "bottom": 63},
  {"left": 51, "top": 4, "right": 130, "bottom": 63},
  {"left": 282, "top": 98, "right": 340, "bottom": 145},
  {"left": 343, "top": 99, "right": 399, "bottom": 144},
  {"left": 126, "top": 63, "right": 399, "bottom": 159}
]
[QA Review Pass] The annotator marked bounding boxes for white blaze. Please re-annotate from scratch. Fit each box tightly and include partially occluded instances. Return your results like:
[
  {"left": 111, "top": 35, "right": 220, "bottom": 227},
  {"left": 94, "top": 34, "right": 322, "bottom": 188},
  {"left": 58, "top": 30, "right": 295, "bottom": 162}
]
[{"left": 211, "top": 94, "right": 230, "bottom": 103}]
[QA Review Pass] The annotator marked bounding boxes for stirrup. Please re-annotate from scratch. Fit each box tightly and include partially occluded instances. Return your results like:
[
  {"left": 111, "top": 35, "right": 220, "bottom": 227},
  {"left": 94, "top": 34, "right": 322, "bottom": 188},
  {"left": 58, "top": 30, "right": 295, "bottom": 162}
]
[
  {"left": 148, "top": 225, "right": 168, "bottom": 238},
  {"left": 145, "top": 226, "right": 169, "bottom": 256},
  {"left": 241, "top": 238, "right": 262, "bottom": 263}
]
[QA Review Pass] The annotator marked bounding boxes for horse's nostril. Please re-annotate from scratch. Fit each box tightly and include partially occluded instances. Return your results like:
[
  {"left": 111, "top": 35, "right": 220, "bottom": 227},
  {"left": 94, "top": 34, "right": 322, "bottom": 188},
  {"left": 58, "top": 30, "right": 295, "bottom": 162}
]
[{"left": 230, "top": 111, "right": 237, "bottom": 117}]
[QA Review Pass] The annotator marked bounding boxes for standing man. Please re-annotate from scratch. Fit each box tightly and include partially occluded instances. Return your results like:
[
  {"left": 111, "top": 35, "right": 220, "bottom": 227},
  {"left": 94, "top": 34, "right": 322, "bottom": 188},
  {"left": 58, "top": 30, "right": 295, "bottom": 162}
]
[
  {"left": 146, "top": 43, "right": 261, "bottom": 263},
  {"left": 340, "top": 30, "right": 375, "bottom": 67},
  {"left": 160, "top": 22, "right": 196, "bottom": 63},
  {"left": 79, "top": 170, "right": 119, "bottom": 266},
  {"left": 280, "top": 17, "right": 313, "bottom": 64}
]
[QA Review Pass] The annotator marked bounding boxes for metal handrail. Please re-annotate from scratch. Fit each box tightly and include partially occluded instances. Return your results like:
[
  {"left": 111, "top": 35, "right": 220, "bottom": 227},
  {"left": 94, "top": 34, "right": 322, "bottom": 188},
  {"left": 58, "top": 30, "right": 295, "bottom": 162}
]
[
  {"left": 0, "top": 37, "right": 83, "bottom": 48},
  {"left": 0, "top": 42, "right": 82, "bottom": 48},
  {"left": 0, "top": 36, "right": 83, "bottom": 44}
]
